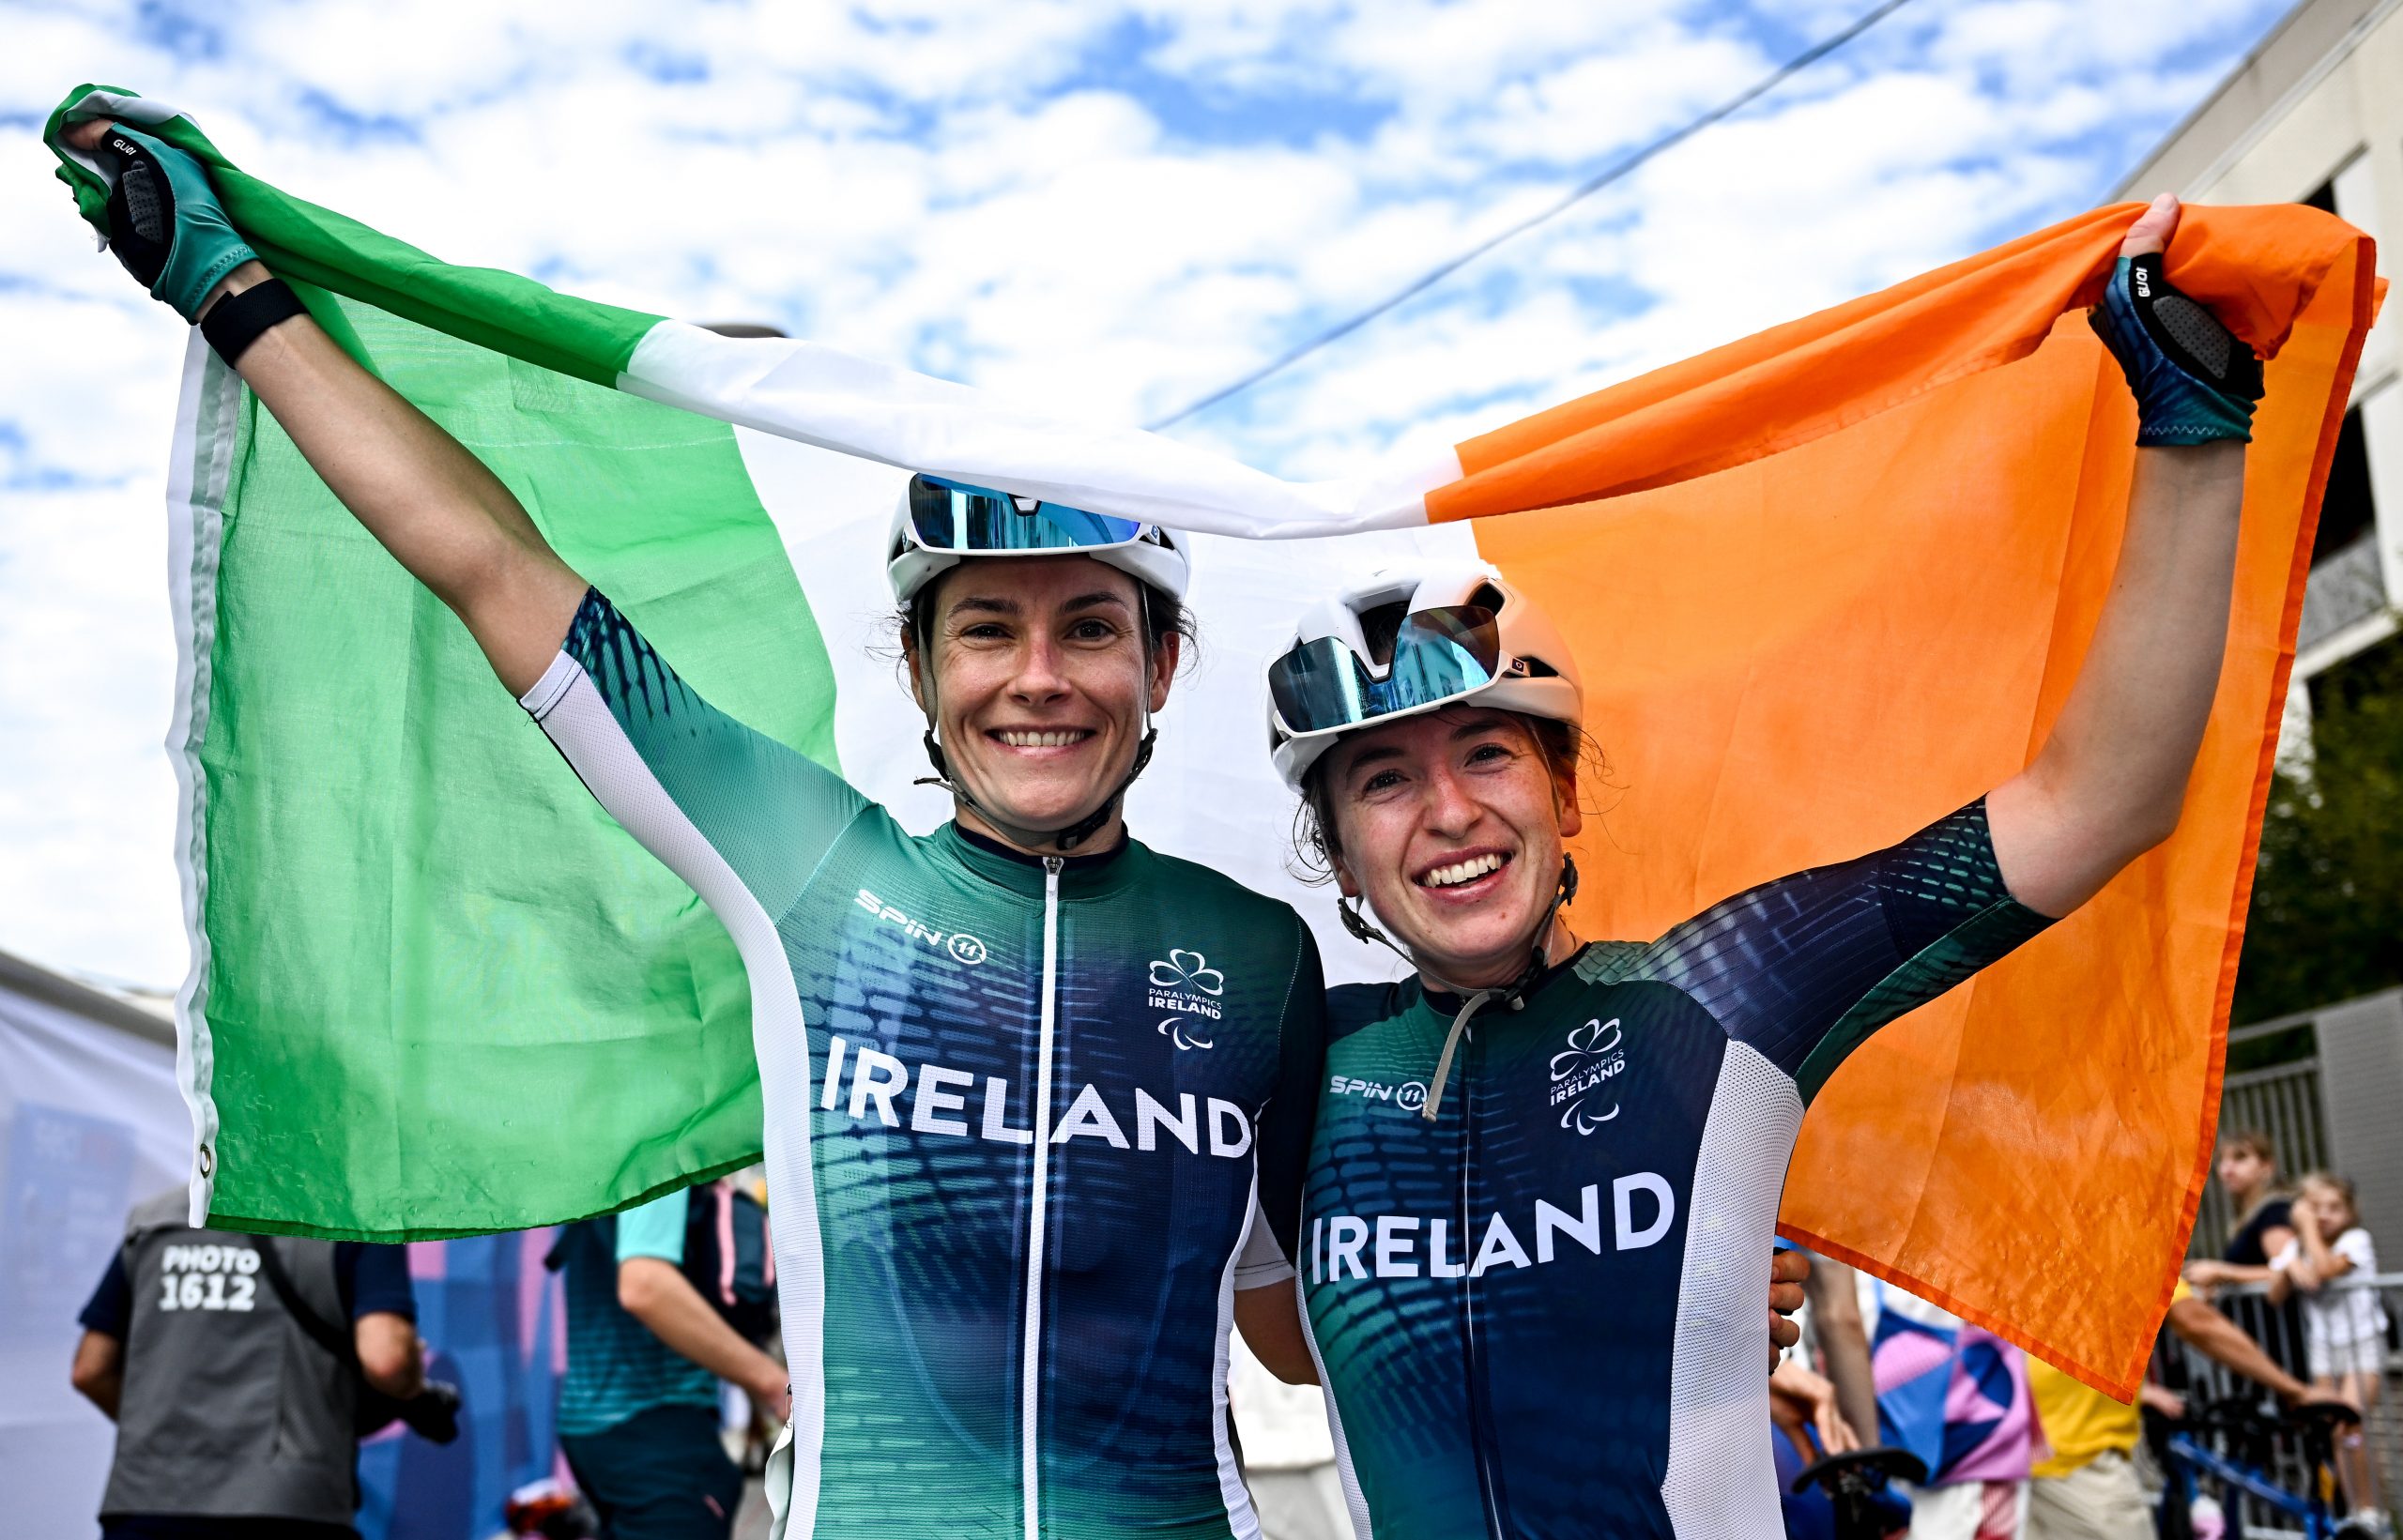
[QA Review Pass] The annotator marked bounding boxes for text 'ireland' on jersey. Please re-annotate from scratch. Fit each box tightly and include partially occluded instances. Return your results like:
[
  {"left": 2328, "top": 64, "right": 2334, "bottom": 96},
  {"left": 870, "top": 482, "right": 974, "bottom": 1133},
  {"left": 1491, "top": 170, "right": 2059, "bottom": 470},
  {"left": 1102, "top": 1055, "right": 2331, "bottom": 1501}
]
[{"left": 1302, "top": 801, "right": 2053, "bottom": 1540}]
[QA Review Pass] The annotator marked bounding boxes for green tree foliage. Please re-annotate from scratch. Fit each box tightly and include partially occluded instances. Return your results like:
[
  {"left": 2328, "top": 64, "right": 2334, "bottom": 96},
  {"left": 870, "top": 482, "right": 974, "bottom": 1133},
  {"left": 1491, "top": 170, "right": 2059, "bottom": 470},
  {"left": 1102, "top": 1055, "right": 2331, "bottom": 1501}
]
[{"left": 2232, "top": 637, "right": 2403, "bottom": 1024}]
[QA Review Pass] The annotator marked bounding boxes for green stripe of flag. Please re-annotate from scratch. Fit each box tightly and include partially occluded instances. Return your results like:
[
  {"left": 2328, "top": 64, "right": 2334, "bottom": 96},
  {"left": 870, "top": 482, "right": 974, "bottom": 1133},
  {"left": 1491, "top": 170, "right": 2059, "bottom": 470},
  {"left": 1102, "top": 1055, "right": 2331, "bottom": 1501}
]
[{"left": 173, "top": 280, "right": 832, "bottom": 1239}]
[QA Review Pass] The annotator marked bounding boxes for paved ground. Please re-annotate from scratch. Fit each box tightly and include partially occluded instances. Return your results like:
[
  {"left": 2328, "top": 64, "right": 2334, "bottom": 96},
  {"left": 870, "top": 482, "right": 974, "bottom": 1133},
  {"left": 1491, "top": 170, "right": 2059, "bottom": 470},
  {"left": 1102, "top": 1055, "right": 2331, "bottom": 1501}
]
[{"left": 733, "top": 1477, "right": 771, "bottom": 1539}]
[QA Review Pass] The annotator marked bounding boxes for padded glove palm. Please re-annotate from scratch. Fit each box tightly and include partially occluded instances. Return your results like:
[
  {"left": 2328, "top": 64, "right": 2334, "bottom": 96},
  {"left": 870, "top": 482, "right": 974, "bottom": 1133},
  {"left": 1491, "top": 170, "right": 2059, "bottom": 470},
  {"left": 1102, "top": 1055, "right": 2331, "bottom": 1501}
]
[
  {"left": 2089, "top": 252, "right": 2264, "bottom": 446},
  {"left": 90, "top": 123, "right": 256, "bottom": 322}
]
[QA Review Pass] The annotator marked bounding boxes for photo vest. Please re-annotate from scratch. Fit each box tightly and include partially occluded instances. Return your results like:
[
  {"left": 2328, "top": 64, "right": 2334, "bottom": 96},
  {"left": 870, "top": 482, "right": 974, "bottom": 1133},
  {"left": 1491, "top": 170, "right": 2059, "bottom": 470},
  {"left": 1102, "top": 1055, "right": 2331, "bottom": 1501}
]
[{"left": 100, "top": 1189, "right": 360, "bottom": 1523}]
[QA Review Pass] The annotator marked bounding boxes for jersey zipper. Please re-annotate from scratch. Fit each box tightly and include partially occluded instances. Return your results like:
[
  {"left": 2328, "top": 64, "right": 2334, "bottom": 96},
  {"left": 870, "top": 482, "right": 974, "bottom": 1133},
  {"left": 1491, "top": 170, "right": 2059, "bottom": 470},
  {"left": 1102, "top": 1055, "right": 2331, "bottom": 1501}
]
[
  {"left": 1022, "top": 856, "right": 1064, "bottom": 1540},
  {"left": 1459, "top": 1018, "right": 1508, "bottom": 1539}
]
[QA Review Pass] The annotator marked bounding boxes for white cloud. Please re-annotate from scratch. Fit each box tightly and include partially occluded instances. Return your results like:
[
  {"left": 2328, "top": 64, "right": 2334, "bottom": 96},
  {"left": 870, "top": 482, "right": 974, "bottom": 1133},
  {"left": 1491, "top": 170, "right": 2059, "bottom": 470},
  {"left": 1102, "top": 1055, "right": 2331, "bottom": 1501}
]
[{"left": 0, "top": 0, "right": 2295, "bottom": 982}]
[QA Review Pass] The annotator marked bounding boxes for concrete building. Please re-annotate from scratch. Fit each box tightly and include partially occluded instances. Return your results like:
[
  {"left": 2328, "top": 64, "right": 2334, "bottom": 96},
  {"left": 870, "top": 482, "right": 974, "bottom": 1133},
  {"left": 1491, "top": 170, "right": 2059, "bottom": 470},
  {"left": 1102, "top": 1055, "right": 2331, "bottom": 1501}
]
[{"left": 2117, "top": 0, "right": 2401, "bottom": 740}]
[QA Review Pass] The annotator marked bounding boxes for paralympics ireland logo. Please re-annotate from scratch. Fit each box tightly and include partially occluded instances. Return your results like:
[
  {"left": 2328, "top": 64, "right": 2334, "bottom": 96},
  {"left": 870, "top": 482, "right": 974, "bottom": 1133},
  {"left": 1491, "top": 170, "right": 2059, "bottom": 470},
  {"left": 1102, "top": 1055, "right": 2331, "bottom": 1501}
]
[
  {"left": 1549, "top": 1016, "right": 1625, "bottom": 1135},
  {"left": 1150, "top": 948, "right": 1224, "bottom": 1050}
]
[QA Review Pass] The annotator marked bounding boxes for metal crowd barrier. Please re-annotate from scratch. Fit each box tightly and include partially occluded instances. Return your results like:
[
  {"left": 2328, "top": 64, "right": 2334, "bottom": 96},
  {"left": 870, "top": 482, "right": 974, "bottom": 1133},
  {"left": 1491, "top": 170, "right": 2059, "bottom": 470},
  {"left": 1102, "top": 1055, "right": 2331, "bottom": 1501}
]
[{"left": 2154, "top": 1273, "right": 2403, "bottom": 1537}]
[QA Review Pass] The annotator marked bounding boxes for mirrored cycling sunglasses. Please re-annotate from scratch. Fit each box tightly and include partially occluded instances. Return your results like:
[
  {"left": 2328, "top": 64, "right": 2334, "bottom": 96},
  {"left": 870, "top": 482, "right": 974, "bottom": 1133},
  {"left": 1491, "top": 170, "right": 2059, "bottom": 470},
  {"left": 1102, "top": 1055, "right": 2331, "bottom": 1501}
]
[
  {"left": 1268, "top": 604, "right": 1509, "bottom": 736},
  {"left": 908, "top": 475, "right": 1148, "bottom": 554}
]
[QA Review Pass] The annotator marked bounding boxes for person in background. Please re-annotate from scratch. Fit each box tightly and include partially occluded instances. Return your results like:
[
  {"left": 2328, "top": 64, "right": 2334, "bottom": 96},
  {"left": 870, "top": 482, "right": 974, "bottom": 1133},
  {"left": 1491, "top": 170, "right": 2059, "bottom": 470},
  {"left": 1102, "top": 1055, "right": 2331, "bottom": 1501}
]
[
  {"left": 2028, "top": 1258, "right": 2359, "bottom": 1540},
  {"left": 2162, "top": 1278, "right": 2323, "bottom": 1407},
  {"left": 555, "top": 1188, "right": 792, "bottom": 1540},
  {"left": 69, "top": 1187, "right": 426, "bottom": 1540},
  {"left": 2026, "top": 1362, "right": 2150, "bottom": 1540},
  {"left": 1800, "top": 1251, "right": 1882, "bottom": 1456},
  {"left": 2183, "top": 1130, "right": 2303, "bottom": 1366},
  {"left": 1872, "top": 1291, "right": 2036, "bottom": 1540},
  {"left": 2200, "top": 1131, "right": 2301, "bottom": 1276},
  {"left": 1771, "top": 1357, "right": 1860, "bottom": 1467},
  {"left": 1770, "top": 1357, "right": 1868, "bottom": 1540},
  {"left": 2267, "top": 1171, "right": 2388, "bottom": 1517}
]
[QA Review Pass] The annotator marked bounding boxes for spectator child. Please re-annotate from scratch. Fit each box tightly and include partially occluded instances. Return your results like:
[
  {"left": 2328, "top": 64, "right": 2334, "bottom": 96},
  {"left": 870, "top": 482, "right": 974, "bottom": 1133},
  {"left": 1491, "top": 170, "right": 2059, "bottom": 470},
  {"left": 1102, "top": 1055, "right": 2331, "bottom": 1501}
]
[
  {"left": 2185, "top": 1130, "right": 2305, "bottom": 1370},
  {"left": 2186, "top": 1131, "right": 2298, "bottom": 1286},
  {"left": 2267, "top": 1171, "right": 2387, "bottom": 1514}
]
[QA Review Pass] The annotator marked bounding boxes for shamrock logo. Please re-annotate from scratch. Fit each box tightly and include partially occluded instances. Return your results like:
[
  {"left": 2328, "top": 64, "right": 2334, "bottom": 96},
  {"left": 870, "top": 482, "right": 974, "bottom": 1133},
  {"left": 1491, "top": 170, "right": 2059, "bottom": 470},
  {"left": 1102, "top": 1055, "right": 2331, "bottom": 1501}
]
[
  {"left": 1549, "top": 1017, "right": 1623, "bottom": 1080},
  {"left": 1149, "top": 949, "right": 1224, "bottom": 996}
]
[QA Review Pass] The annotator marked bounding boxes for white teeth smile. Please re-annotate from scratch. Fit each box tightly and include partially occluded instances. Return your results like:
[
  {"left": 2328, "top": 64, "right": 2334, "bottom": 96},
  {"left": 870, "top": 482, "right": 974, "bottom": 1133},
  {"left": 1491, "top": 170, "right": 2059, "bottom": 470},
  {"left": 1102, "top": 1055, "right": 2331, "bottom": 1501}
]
[
  {"left": 1420, "top": 853, "right": 1507, "bottom": 889},
  {"left": 995, "top": 730, "right": 1089, "bottom": 748}
]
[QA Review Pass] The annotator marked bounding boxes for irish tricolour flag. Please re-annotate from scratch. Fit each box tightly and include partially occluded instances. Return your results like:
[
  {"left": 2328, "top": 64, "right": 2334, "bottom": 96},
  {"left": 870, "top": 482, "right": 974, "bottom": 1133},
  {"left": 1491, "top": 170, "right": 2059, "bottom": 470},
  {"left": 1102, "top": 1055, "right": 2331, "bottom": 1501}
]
[{"left": 45, "top": 84, "right": 2378, "bottom": 1395}]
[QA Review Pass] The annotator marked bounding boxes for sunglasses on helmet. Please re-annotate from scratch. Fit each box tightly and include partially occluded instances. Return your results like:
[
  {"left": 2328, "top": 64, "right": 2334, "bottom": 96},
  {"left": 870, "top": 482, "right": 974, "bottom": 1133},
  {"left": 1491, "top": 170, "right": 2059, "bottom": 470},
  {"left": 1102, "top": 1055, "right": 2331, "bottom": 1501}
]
[
  {"left": 1267, "top": 604, "right": 1514, "bottom": 736},
  {"left": 906, "top": 476, "right": 1150, "bottom": 556}
]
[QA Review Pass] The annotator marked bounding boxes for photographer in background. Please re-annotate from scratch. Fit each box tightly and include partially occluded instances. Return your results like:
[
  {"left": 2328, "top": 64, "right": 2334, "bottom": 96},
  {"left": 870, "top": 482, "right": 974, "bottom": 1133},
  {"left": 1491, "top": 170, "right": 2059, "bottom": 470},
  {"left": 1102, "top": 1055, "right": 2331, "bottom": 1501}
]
[{"left": 69, "top": 1186, "right": 440, "bottom": 1540}]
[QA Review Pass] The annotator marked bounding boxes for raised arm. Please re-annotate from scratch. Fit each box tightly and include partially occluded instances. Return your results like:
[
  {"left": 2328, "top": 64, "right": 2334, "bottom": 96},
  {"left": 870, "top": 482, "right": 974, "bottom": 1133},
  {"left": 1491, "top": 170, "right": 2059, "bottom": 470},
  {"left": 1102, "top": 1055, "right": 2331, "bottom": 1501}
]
[
  {"left": 1985, "top": 196, "right": 2257, "bottom": 917},
  {"left": 66, "top": 118, "right": 583, "bottom": 694}
]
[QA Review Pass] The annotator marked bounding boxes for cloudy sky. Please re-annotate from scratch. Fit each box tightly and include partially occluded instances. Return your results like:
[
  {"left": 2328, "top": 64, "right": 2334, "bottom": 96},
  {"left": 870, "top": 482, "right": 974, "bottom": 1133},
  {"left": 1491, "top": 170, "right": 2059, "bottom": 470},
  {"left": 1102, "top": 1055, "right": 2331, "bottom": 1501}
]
[{"left": 1, "top": 0, "right": 2291, "bottom": 990}]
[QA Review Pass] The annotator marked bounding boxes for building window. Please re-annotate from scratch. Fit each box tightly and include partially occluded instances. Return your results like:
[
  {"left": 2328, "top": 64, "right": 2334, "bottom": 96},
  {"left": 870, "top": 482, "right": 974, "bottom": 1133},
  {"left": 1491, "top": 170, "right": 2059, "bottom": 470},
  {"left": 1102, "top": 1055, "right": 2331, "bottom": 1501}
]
[{"left": 2313, "top": 406, "right": 2377, "bottom": 565}]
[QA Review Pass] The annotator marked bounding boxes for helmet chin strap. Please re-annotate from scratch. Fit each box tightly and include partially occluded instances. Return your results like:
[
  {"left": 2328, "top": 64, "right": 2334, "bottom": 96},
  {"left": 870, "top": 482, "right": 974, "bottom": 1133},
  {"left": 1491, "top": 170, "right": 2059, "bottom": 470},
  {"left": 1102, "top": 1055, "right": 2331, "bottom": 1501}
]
[
  {"left": 917, "top": 724, "right": 1155, "bottom": 854},
  {"left": 1339, "top": 852, "right": 1580, "bottom": 991},
  {"left": 1339, "top": 854, "right": 1582, "bottom": 1124},
  {"left": 911, "top": 585, "right": 1159, "bottom": 855}
]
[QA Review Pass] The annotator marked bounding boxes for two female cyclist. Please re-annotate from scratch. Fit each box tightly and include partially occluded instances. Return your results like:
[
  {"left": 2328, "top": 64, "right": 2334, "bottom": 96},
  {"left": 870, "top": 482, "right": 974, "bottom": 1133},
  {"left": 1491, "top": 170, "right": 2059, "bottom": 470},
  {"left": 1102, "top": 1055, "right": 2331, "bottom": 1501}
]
[{"left": 69, "top": 120, "right": 2244, "bottom": 1540}]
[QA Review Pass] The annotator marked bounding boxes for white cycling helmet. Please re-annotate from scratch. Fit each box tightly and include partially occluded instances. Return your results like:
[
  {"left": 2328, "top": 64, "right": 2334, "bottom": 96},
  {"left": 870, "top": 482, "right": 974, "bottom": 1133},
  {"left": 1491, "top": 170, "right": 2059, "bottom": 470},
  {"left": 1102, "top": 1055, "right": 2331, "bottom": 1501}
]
[
  {"left": 887, "top": 474, "right": 1191, "bottom": 607},
  {"left": 1265, "top": 562, "right": 1584, "bottom": 792}
]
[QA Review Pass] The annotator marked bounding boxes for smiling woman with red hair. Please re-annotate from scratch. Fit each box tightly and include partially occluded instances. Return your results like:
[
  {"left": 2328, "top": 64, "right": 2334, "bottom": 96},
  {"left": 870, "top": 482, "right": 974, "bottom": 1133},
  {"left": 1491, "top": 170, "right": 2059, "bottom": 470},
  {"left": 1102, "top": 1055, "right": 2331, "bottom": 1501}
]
[{"left": 1252, "top": 195, "right": 2263, "bottom": 1540}]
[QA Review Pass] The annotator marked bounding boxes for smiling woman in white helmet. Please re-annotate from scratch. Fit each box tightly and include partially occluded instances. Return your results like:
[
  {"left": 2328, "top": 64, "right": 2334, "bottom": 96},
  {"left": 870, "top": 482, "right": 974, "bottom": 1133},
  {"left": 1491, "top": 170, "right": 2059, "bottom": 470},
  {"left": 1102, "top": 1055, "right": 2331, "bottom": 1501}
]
[
  {"left": 66, "top": 112, "right": 1346, "bottom": 1540},
  {"left": 1255, "top": 196, "right": 2260, "bottom": 1540},
  {"left": 887, "top": 474, "right": 1193, "bottom": 855}
]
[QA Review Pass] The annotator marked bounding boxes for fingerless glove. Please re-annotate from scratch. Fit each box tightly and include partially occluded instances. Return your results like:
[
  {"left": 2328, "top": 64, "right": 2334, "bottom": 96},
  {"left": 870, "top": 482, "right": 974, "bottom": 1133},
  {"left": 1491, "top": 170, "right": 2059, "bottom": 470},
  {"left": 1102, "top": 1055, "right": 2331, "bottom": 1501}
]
[
  {"left": 92, "top": 123, "right": 257, "bottom": 322},
  {"left": 2089, "top": 252, "right": 2264, "bottom": 446}
]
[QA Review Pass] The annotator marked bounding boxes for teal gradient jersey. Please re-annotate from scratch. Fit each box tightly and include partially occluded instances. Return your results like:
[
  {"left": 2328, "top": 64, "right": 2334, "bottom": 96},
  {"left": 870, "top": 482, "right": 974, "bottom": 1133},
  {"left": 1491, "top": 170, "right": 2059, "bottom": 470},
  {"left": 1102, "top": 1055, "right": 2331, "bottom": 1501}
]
[
  {"left": 1302, "top": 803, "right": 2054, "bottom": 1540},
  {"left": 520, "top": 590, "right": 1326, "bottom": 1540}
]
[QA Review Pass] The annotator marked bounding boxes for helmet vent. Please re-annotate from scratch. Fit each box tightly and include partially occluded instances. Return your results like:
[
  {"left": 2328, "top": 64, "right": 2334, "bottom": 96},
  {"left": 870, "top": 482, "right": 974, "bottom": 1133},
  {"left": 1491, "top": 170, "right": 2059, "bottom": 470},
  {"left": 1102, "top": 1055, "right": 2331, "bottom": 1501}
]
[
  {"left": 1467, "top": 583, "right": 1506, "bottom": 612},
  {"left": 1358, "top": 601, "right": 1410, "bottom": 667}
]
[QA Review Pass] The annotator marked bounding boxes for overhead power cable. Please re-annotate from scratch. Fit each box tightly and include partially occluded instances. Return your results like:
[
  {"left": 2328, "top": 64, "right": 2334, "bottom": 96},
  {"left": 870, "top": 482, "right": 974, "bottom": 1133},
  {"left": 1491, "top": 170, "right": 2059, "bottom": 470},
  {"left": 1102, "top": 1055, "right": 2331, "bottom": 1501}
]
[{"left": 1146, "top": 0, "right": 1921, "bottom": 430}]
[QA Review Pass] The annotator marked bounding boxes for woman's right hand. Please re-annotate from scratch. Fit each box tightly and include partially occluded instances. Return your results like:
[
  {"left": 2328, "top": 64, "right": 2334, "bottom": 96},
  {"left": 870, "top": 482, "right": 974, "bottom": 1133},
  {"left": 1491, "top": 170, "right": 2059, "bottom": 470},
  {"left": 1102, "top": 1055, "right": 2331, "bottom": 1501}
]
[
  {"left": 59, "top": 116, "right": 263, "bottom": 323},
  {"left": 2184, "top": 1259, "right": 2227, "bottom": 1288}
]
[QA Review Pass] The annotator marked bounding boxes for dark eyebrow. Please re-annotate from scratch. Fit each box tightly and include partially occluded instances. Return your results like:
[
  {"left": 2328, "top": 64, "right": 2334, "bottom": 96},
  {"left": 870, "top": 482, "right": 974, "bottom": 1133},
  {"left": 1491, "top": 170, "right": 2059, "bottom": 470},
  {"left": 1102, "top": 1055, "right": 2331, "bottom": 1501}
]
[
  {"left": 1341, "top": 743, "right": 1405, "bottom": 775},
  {"left": 944, "top": 591, "right": 1129, "bottom": 619},
  {"left": 1339, "top": 716, "right": 1514, "bottom": 782}
]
